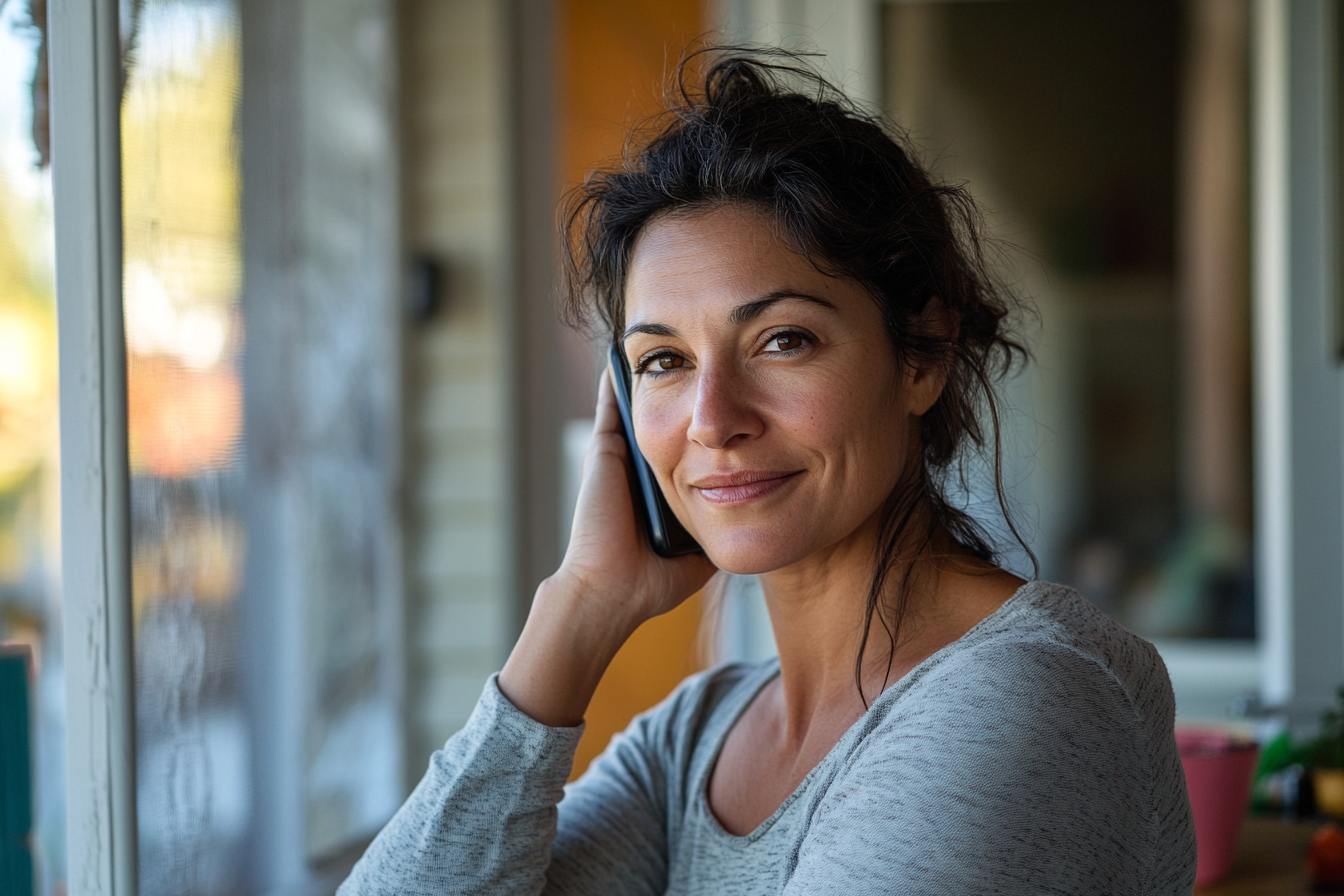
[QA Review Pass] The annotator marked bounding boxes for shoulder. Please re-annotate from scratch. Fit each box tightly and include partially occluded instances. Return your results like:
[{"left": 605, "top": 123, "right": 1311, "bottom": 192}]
[
  {"left": 572, "top": 659, "right": 774, "bottom": 818},
  {"left": 646, "top": 658, "right": 776, "bottom": 722},
  {"left": 852, "top": 582, "right": 1175, "bottom": 771},
  {"left": 831, "top": 583, "right": 1180, "bottom": 820},
  {"left": 970, "top": 580, "right": 1176, "bottom": 728},
  {"left": 802, "top": 584, "right": 1191, "bottom": 893},
  {"left": 608, "top": 658, "right": 777, "bottom": 758}
]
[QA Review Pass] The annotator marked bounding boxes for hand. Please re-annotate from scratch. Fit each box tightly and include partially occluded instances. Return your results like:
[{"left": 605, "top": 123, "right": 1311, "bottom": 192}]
[
  {"left": 499, "top": 365, "right": 716, "bottom": 727},
  {"left": 557, "top": 365, "right": 717, "bottom": 627}
]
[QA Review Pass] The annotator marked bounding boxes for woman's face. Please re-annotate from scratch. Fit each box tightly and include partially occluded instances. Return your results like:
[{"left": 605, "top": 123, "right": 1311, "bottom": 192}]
[{"left": 622, "top": 205, "right": 946, "bottom": 575}]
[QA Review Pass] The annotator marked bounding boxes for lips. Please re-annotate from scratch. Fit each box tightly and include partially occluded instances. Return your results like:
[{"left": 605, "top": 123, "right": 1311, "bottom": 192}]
[{"left": 690, "top": 470, "right": 801, "bottom": 505}]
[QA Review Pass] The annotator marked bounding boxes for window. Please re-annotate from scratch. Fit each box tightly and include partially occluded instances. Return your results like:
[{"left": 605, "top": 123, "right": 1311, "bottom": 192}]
[
  {"left": 39, "top": 0, "right": 405, "bottom": 891},
  {"left": 881, "top": 0, "right": 1258, "bottom": 717}
]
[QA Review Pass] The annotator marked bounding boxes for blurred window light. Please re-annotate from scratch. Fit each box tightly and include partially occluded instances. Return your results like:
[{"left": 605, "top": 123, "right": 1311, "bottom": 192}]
[
  {"left": 120, "top": 1, "right": 253, "bottom": 891},
  {"left": 120, "top": 0, "right": 405, "bottom": 889},
  {"left": 0, "top": 0, "right": 63, "bottom": 892}
]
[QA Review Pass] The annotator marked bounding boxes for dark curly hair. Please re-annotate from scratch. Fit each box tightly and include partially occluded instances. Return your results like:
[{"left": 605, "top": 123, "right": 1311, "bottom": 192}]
[{"left": 561, "top": 47, "right": 1035, "bottom": 704}]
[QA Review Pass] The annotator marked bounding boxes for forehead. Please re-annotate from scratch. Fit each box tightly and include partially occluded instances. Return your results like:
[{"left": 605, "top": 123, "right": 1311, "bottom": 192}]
[
  {"left": 631, "top": 204, "right": 783, "bottom": 262},
  {"left": 623, "top": 206, "right": 823, "bottom": 319}
]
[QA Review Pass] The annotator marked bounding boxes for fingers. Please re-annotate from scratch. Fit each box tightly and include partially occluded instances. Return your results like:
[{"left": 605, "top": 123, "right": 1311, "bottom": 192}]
[
  {"left": 580, "top": 365, "right": 628, "bottom": 482},
  {"left": 594, "top": 363, "right": 622, "bottom": 435}
]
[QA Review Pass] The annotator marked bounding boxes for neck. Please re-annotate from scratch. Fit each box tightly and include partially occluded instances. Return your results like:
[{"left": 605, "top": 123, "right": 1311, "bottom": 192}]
[{"left": 757, "top": 506, "right": 950, "bottom": 744}]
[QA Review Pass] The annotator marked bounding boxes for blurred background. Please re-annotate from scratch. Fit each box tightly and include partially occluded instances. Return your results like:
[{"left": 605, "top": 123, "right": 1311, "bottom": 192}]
[{"left": 1, "top": 0, "right": 1341, "bottom": 893}]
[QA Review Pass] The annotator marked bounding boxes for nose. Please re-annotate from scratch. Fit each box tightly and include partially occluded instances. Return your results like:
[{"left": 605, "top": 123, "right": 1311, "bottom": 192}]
[{"left": 685, "top": 362, "right": 763, "bottom": 450}]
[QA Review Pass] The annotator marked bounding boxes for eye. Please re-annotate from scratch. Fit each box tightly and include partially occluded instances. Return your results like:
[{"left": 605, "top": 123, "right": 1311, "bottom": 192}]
[
  {"left": 762, "top": 330, "right": 811, "bottom": 354},
  {"left": 635, "top": 351, "right": 688, "bottom": 376}
]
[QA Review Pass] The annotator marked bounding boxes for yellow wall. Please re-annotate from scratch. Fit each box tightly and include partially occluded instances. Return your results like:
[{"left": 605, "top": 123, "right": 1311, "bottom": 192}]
[{"left": 558, "top": 0, "right": 708, "bottom": 777}]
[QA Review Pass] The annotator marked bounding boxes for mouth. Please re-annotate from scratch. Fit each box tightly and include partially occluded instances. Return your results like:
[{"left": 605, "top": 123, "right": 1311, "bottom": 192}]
[{"left": 690, "top": 470, "right": 802, "bottom": 505}]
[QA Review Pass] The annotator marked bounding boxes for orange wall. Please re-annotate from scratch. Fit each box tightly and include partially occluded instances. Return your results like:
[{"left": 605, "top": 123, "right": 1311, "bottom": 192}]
[
  {"left": 560, "top": 1, "right": 706, "bottom": 186},
  {"left": 557, "top": 0, "right": 708, "bottom": 778}
]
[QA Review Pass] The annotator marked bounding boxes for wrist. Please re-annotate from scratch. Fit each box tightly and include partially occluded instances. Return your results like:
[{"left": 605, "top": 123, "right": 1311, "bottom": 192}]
[
  {"left": 498, "top": 575, "right": 642, "bottom": 728},
  {"left": 534, "top": 570, "right": 645, "bottom": 648}
]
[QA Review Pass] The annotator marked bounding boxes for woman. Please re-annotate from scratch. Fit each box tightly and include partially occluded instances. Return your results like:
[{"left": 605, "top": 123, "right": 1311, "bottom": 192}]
[{"left": 342, "top": 50, "right": 1196, "bottom": 895}]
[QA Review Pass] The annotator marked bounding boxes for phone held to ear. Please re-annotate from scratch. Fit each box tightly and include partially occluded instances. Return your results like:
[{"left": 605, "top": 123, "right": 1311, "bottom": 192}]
[{"left": 608, "top": 344, "right": 703, "bottom": 558}]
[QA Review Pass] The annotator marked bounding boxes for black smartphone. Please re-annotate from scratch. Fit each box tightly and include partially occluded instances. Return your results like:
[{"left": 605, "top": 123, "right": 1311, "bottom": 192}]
[{"left": 608, "top": 344, "right": 702, "bottom": 558}]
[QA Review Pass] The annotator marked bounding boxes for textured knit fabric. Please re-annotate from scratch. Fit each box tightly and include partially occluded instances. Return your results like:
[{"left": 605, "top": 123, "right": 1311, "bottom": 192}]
[{"left": 339, "top": 581, "right": 1197, "bottom": 895}]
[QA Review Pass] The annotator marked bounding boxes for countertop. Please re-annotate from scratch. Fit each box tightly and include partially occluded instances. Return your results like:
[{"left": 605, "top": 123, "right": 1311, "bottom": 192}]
[{"left": 1198, "top": 816, "right": 1322, "bottom": 894}]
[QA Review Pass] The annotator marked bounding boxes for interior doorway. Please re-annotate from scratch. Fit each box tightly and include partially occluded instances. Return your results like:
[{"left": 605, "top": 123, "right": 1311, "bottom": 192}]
[{"left": 883, "top": 0, "right": 1254, "bottom": 650}]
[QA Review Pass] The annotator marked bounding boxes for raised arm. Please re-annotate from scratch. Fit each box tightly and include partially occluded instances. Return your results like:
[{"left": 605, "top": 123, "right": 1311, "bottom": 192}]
[
  {"left": 498, "top": 367, "right": 716, "bottom": 729},
  {"left": 338, "top": 369, "right": 715, "bottom": 895}
]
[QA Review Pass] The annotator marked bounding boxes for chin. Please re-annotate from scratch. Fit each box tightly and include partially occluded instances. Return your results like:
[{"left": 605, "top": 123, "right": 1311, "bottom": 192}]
[{"left": 693, "top": 524, "right": 815, "bottom": 576}]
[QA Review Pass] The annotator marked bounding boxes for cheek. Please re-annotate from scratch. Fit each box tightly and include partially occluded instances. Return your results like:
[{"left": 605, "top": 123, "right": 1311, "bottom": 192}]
[
  {"left": 767, "top": 363, "right": 902, "bottom": 455},
  {"left": 631, "top": 389, "right": 689, "bottom": 484},
  {"left": 787, "top": 369, "right": 913, "bottom": 515}
]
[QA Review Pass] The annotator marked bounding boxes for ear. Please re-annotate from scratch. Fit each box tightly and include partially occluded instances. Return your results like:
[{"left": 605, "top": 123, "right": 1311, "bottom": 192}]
[{"left": 904, "top": 298, "right": 957, "bottom": 417}]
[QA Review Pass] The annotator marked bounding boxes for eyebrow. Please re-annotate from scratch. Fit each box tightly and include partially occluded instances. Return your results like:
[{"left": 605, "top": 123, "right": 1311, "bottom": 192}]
[
  {"left": 621, "top": 291, "right": 836, "bottom": 342},
  {"left": 728, "top": 291, "right": 835, "bottom": 325}
]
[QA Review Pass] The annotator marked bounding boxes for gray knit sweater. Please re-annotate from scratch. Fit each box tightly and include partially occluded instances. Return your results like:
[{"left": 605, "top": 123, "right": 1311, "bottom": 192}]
[{"left": 340, "top": 582, "right": 1196, "bottom": 895}]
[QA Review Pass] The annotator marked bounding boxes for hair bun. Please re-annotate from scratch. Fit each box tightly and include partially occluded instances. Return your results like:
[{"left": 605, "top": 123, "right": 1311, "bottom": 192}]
[{"left": 702, "top": 56, "right": 771, "bottom": 107}]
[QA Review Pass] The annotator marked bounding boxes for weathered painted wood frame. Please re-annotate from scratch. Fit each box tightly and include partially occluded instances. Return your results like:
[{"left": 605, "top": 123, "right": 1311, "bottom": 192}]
[{"left": 48, "top": 0, "right": 138, "bottom": 893}]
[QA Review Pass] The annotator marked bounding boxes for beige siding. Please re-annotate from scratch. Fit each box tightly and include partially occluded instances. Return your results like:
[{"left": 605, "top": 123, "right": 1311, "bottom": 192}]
[{"left": 400, "top": 0, "right": 512, "bottom": 771}]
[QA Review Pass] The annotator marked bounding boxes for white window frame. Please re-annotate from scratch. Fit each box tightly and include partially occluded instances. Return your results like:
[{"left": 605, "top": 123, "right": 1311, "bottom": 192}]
[
  {"left": 1253, "top": 0, "right": 1344, "bottom": 728},
  {"left": 49, "top": 0, "right": 138, "bottom": 893}
]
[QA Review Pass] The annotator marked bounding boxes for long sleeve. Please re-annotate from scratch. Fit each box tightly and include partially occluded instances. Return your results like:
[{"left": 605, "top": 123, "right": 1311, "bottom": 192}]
[
  {"left": 781, "top": 638, "right": 1196, "bottom": 896},
  {"left": 338, "top": 672, "right": 691, "bottom": 896},
  {"left": 337, "top": 675, "right": 583, "bottom": 895},
  {"left": 338, "top": 589, "right": 1194, "bottom": 896},
  {"left": 545, "top": 699, "right": 677, "bottom": 895}
]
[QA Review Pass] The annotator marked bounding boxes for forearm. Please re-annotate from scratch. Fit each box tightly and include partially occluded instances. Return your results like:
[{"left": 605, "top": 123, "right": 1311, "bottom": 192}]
[
  {"left": 343, "top": 366, "right": 707, "bottom": 894},
  {"left": 499, "top": 574, "right": 643, "bottom": 728},
  {"left": 338, "top": 675, "right": 583, "bottom": 896}
]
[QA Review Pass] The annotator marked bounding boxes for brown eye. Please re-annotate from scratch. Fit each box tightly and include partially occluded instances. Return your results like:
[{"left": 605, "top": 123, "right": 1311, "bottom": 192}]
[
  {"left": 656, "top": 355, "right": 685, "bottom": 370},
  {"left": 766, "top": 332, "right": 805, "bottom": 353}
]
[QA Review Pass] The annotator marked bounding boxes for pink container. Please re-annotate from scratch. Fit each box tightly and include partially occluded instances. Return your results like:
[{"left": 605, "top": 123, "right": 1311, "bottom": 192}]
[{"left": 1177, "top": 728, "right": 1260, "bottom": 887}]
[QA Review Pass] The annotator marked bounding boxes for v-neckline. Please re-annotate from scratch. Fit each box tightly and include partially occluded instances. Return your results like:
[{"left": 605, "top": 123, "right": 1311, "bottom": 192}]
[{"left": 695, "top": 579, "right": 1043, "bottom": 843}]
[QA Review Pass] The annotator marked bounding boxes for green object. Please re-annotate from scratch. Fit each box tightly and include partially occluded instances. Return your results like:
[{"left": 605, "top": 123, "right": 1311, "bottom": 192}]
[
  {"left": 1255, "top": 731, "right": 1296, "bottom": 780},
  {"left": 0, "top": 648, "right": 34, "bottom": 896}
]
